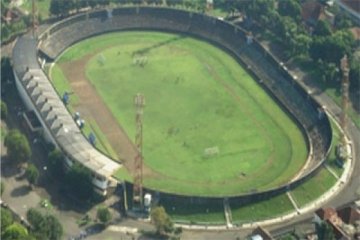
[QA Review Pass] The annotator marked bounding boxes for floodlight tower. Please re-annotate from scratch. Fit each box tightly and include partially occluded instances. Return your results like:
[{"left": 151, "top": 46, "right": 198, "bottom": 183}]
[
  {"left": 336, "top": 55, "right": 350, "bottom": 162},
  {"left": 31, "top": 0, "right": 38, "bottom": 36},
  {"left": 133, "top": 93, "right": 145, "bottom": 210}
]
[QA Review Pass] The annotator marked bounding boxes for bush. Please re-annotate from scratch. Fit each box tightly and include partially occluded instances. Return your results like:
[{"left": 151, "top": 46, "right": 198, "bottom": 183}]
[
  {"left": 97, "top": 206, "right": 112, "bottom": 225},
  {"left": 1, "top": 208, "right": 14, "bottom": 230},
  {"left": 1, "top": 101, "right": 8, "bottom": 120},
  {"left": 26, "top": 164, "right": 39, "bottom": 185},
  {"left": 150, "top": 206, "right": 173, "bottom": 235}
]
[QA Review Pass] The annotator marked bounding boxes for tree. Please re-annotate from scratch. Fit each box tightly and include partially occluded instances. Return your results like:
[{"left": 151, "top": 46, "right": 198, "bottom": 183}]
[
  {"left": 316, "top": 221, "right": 335, "bottom": 240},
  {"left": 350, "top": 57, "right": 360, "bottom": 90},
  {"left": 246, "top": 0, "right": 276, "bottom": 25},
  {"left": 26, "top": 208, "right": 63, "bottom": 240},
  {"left": 2, "top": 223, "right": 28, "bottom": 240},
  {"left": 1, "top": 208, "right": 14, "bottom": 231},
  {"left": 4, "top": 130, "right": 31, "bottom": 166},
  {"left": 64, "top": 163, "right": 93, "bottom": 200},
  {"left": 43, "top": 215, "right": 63, "bottom": 240},
  {"left": 26, "top": 164, "right": 39, "bottom": 186},
  {"left": 150, "top": 206, "right": 173, "bottom": 235},
  {"left": 49, "top": 0, "right": 61, "bottom": 16},
  {"left": 335, "top": 12, "right": 352, "bottom": 29},
  {"left": 313, "top": 20, "right": 332, "bottom": 36},
  {"left": 278, "top": 0, "right": 301, "bottom": 21},
  {"left": 97, "top": 206, "right": 112, "bottom": 225},
  {"left": 1, "top": 180, "right": 4, "bottom": 196},
  {"left": 318, "top": 60, "right": 339, "bottom": 83},
  {"left": 50, "top": 0, "right": 75, "bottom": 17},
  {"left": 291, "top": 33, "right": 312, "bottom": 56},
  {"left": 26, "top": 208, "right": 45, "bottom": 234},
  {"left": 310, "top": 30, "right": 355, "bottom": 63},
  {"left": 47, "top": 149, "right": 64, "bottom": 178},
  {"left": 1, "top": 101, "right": 8, "bottom": 119},
  {"left": 1, "top": 57, "right": 14, "bottom": 84}
]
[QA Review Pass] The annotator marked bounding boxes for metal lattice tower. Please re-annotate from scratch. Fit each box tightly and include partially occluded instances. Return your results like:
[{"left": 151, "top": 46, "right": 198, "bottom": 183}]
[
  {"left": 32, "top": 0, "right": 38, "bottom": 36},
  {"left": 340, "top": 55, "right": 350, "bottom": 147},
  {"left": 133, "top": 93, "right": 145, "bottom": 209}
]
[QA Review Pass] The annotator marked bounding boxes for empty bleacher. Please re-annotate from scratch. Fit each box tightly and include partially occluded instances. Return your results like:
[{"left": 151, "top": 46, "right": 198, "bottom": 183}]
[{"left": 37, "top": 6, "right": 332, "bottom": 195}]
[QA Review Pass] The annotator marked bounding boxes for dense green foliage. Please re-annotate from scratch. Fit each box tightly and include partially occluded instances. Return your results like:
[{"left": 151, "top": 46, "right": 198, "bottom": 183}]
[
  {"left": 1, "top": 208, "right": 14, "bottom": 230},
  {"left": 4, "top": 129, "right": 31, "bottom": 165},
  {"left": 47, "top": 149, "right": 65, "bottom": 178},
  {"left": 0, "top": 181, "right": 4, "bottom": 196},
  {"left": 309, "top": 30, "right": 355, "bottom": 63},
  {"left": 26, "top": 208, "right": 63, "bottom": 240},
  {"left": 316, "top": 221, "right": 335, "bottom": 240},
  {"left": 25, "top": 164, "right": 39, "bottom": 185},
  {"left": 96, "top": 206, "right": 112, "bottom": 225},
  {"left": 1, "top": 101, "right": 8, "bottom": 120},
  {"left": 64, "top": 163, "right": 93, "bottom": 200},
  {"left": 278, "top": 0, "right": 301, "bottom": 21},
  {"left": 350, "top": 56, "right": 360, "bottom": 90},
  {"left": 151, "top": 206, "right": 173, "bottom": 235},
  {"left": 2, "top": 223, "right": 28, "bottom": 240},
  {"left": 1, "top": 57, "right": 13, "bottom": 84},
  {"left": 313, "top": 20, "right": 332, "bottom": 37}
]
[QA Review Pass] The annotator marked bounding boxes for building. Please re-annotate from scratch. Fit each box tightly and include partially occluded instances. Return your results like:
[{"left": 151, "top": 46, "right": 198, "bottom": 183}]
[
  {"left": 12, "top": 35, "right": 121, "bottom": 195},
  {"left": 315, "top": 206, "right": 360, "bottom": 239}
]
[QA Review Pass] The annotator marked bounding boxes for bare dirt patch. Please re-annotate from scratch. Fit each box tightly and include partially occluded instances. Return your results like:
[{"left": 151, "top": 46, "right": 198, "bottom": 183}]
[{"left": 59, "top": 55, "right": 156, "bottom": 178}]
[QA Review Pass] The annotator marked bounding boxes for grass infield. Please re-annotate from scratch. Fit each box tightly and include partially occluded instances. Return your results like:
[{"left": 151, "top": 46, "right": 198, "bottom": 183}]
[{"left": 51, "top": 31, "right": 307, "bottom": 196}]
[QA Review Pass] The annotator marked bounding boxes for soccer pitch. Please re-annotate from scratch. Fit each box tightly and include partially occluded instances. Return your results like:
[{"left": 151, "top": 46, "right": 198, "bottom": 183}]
[{"left": 51, "top": 31, "right": 308, "bottom": 196}]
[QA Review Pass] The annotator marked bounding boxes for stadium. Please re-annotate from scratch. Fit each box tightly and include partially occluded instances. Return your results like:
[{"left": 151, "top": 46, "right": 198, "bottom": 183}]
[{"left": 12, "top": 6, "right": 332, "bottom": 222}]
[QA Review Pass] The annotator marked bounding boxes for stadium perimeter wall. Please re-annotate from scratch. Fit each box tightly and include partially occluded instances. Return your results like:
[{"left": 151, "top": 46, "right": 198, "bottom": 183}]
[{"left": 34, "top": 7, "right": 332, "bottom": 204}]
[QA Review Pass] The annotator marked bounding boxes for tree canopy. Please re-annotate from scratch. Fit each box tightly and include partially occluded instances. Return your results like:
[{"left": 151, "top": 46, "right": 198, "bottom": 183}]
[
  {"left": 278, "top": 0, "right": 301, "bottom": 21},
  {"left": 64, "top": 163, "right": 93, "bottom": 200},
  {"left": 26, "top": 164, "right": 39, "bottom": 186},
  {"left": 316, "top": 221, "right": 335, "bottom": 240},
  {"left": 4, "top": 129, "right": 31, "bottom": 165},
  {"left": 26, "top": 208, "right": 63, "bottom": 240},
  {"left": 350, "top": 57, "right": 360, "bottom": 89},
  {"left": 310, "top": 30, "right": 355, "bottom": 63},
  {"left": 1, "top": 208, "right": 14, "bottom": 231},
  {"left": 150, "top": 206, "right": 173, "bottom": 235},
  {"left": 1, "top": 101, "right": 8, "bottom": 120},
  {"left": 2, "top": 222, "right": 28, "bottom": 240},
  {"left": 47, "top": 149, "right": 64, "bottom": 178},
  {"left": 313, "top": 20, "right": 332, "bottom": 37},
  {"left": 97, "top": 206, "right": 112, "bottom": 225},
  {"left": 1, "top": 181, "right": 4, "bottom": 196}
]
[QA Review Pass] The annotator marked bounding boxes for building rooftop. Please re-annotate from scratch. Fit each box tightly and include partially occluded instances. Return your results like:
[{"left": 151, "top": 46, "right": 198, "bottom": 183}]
[{"left": 12, "top": 35, "right": 121, "bottom": 179}]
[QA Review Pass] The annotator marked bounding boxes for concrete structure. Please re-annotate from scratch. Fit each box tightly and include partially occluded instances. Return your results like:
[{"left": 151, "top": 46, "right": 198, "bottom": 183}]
[
  {"left": 12, "top": 36, "right": 120, "bottom": 195},
  {"left": 13, "top": 6, "right": 332, "bottom": 207}
]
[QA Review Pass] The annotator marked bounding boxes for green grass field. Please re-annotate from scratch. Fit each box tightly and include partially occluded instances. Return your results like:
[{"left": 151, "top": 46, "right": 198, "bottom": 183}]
[
  {"left": 290, "top": 167, "right": 337, "bottom": 207},
  {"left": 231, "top": 193, "right": 294, "bottom": 223},
  {"left": 51, "top": 31, "right": 308, "bottom": 196}
]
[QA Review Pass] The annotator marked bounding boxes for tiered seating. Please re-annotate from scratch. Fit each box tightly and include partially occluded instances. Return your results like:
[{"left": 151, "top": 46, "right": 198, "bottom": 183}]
[{"left": 37, "top": 6, "right": 332, "bottom": 191}]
